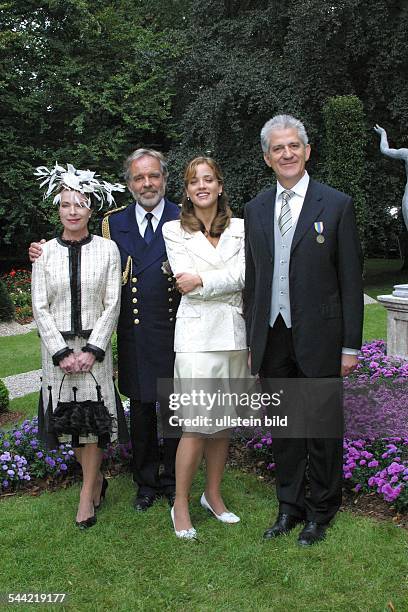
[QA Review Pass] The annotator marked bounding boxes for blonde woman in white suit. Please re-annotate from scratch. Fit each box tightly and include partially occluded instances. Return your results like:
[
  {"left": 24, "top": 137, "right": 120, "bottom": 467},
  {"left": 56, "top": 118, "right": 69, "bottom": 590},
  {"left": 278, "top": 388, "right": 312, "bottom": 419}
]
[{"left": 162, "top": 157, "right": 248, "bottom": 539}]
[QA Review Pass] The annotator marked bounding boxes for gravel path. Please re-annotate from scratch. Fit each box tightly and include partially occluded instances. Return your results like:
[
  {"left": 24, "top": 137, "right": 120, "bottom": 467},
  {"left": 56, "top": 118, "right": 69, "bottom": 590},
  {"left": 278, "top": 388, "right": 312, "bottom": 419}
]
[
  {"left": 3, "top": 369, "right": 42, "bottom": 400},
  {"left": 0, "top": 320, "right": 37, "bottom": 336}
]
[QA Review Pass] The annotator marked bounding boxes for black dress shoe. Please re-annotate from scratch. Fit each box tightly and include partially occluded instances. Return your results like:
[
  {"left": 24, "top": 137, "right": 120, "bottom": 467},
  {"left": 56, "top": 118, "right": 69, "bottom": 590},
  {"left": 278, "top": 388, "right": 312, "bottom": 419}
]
[
  {"left": 76, "top": 514, "right": 97, "bottom": 530},
  {"left": 133, "top": 494, "right": 157, "bottom": 512},
  {"left": 263, "top": 513, "right": 303, "bottom": 539},
  {"left": 165, "top": 491, "right": 176, "bottom": 507},
  {"left": 297, "top": 521, "right": 327, "bottom": 546}
]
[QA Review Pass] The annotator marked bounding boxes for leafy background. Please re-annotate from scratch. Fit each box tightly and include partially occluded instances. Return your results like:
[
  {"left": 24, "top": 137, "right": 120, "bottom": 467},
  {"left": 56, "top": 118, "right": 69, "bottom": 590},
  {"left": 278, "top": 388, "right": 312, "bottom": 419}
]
[{"left": 1, "top": 0, "right": 407, "bottom": 256}]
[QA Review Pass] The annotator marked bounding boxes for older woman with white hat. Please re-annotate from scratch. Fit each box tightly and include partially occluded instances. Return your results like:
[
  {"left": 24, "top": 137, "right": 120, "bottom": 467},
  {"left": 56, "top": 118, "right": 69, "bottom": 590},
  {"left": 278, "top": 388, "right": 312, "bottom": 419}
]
[{"left": 32, "top": 163, "right": 128, "bottom": 529}]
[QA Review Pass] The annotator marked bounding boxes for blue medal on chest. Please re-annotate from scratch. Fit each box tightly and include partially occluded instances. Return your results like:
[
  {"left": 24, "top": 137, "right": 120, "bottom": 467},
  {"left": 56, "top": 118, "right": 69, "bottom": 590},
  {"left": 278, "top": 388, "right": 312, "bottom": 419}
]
[{"left": 314, "top": 222, "right": 325, "bottom": 243}]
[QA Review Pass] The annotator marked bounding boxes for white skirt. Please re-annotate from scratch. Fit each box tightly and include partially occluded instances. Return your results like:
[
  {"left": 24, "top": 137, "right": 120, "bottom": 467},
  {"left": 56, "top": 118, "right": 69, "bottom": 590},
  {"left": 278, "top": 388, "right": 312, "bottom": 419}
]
[{"left": 173, "top": 350, "right": 250, "bottom": 434}]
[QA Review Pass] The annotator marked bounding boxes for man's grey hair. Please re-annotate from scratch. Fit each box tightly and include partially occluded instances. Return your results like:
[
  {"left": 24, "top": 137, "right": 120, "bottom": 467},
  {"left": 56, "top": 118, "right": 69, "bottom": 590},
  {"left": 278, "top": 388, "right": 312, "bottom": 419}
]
[
  {"left": 260, "top": 114, "right": 309, "bottom": 153},
  {"left": 123, "top": 148, "right": 169, "bottom": 182}
]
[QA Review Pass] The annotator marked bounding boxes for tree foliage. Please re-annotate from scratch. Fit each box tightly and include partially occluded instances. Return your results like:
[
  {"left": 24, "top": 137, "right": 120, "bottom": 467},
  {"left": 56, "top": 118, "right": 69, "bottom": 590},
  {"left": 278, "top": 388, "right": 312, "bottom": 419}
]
[
  {"left": 167, "top": 0, "right": 408, "bottom": 255},
  {"left": 1, "top": 0, "right": 407, "bottom": 256},
  {"left": 0, "top": 0, "right": 180, "bottom": 249}
]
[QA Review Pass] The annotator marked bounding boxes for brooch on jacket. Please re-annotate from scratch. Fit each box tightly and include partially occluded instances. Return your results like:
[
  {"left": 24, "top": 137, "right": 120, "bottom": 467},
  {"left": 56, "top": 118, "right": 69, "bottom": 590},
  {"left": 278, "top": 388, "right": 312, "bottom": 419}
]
[
  {"left": 161, "top": 259, "right": 178, "bottom": 292},
  {"left": 161, "top": 260, "right": 173, "bottom": 276}
]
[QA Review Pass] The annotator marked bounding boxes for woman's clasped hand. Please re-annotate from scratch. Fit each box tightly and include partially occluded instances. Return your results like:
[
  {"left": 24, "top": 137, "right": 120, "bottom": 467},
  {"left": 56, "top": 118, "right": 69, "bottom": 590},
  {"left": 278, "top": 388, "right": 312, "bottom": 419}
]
[{"left": 59, "top": 351, "right": 96, "bottom": 374}]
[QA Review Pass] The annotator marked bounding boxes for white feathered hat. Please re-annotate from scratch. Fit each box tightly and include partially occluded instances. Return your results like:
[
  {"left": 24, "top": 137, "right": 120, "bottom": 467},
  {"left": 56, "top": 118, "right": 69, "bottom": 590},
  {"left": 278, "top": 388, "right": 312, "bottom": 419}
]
[{"left": 34, "top": 162, "right": 126, "bottom": 209}]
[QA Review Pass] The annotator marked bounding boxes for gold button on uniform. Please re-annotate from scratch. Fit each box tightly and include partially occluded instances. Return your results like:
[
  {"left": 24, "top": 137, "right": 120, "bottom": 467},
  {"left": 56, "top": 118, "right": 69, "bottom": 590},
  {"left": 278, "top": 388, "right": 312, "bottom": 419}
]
[
  {"left": 169, "top": 317, "right": 174, "bottom": 322},
  {"left": 132, "top": 287, "right": 137, "bottom": 293},
  {"left": 168, "top": 277, "right": 172, "bottom": 282},
  {"left": 132, "top": 277, "right": 137, "bottom": 282},
  {"left": 132, "top": 298, "right": 137, "bottom": 304},
  {"left": 133, "top": 309, "right": 138, "bottom": 314},
  {"left": 169, "top": 298, "right": 173, "bottom": 302},
  {"left": 169, "top": 308, "right": 173, "bottom": 312},
  {"left": 134, "top": 319, "right": 140, "bottom": 325},
  {"left": 168, "top": 287, "right": 172, "bottom": 292}
]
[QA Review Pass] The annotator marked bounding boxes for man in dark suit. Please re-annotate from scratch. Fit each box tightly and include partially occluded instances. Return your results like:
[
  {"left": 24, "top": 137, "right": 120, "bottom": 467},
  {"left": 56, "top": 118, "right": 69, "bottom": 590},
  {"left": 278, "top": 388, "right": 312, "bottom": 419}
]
[
  {"left": 244, "top": 115, "right": 363, "bottom": 545},
  {"left": 104, "top": 149, "right": 180, "bottom": 511}
]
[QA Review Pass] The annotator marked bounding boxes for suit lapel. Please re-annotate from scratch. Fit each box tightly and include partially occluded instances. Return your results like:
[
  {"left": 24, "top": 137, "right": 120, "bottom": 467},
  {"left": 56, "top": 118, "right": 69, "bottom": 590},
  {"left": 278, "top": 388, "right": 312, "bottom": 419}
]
[
  {"left": 181, "top": 221, "right": 242, "bottom": 265},
  {"left": 217, "top": 223, "right": 242, "bottom": 261},
  {"left": 256, "top": 187, "right": 276, "bottom": 258},
  {"left": 115, "top": 203, "right": 144, "bottom": 262},
  {"left": 291, "top": 179, "right": 324, "bottom": 254},
  {"left": 183, "top": 230, "right": 222, "bottom": 265}
]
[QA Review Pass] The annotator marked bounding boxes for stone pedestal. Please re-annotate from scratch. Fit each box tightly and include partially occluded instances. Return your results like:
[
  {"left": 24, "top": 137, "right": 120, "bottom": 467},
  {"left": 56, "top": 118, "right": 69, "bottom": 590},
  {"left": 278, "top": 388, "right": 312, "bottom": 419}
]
[
  {"left": 392, "top": 284, "right": 408, "bottom": 298},
  {"left": 377, "top": 291, "right": 408, "bottom": 358}
]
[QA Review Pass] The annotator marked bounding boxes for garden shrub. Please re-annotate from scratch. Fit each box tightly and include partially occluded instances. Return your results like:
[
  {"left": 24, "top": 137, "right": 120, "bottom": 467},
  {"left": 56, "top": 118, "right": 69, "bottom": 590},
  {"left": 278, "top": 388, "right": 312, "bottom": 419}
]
[
  {"left": 0, "top": 379, "right": 10, "bottom": 413},
  {"left": 322, "top": 95, "right": 367, "bottom": 254},
  {"left": 0, "top": 279, "right": 15, "bottom": 322}
]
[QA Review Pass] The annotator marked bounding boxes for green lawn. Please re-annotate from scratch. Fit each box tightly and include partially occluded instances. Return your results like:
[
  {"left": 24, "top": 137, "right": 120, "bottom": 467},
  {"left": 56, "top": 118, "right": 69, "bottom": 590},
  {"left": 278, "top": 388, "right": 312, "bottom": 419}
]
[
  {"left": 0, "top": 331, "right": 40, "bottom": 377},
  {"left": 0, "top": 471, "right": 406, "bottom": 611},
  {"left": 9, "top": 392, "right": 39, "bottom": 422},
  {"left": 364, "top": 258, "right": 406, "bottom": 299},
  {"left": 0, "top": 266, "right": 405, "bottom": 611},
  {"left": 363, "top": 304, "right": 387, "bottom": 342}
]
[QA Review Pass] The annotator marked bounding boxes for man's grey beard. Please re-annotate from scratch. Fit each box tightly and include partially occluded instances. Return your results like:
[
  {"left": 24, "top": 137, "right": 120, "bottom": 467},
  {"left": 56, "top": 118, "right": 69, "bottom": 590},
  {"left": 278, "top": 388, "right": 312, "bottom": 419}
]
[{"left": 128, "top": 187, "right": 165, "bottom": 209}]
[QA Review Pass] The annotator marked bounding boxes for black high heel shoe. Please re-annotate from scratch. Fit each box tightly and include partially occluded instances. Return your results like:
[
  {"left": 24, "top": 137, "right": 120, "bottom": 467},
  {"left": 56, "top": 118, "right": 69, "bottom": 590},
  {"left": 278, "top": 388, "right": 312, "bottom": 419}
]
[
  {"left": 76, "top": 514, "right": 97, "bottom": 530},
  {"left": 94, "top": 477, "right": 108, "bottom": 511}
]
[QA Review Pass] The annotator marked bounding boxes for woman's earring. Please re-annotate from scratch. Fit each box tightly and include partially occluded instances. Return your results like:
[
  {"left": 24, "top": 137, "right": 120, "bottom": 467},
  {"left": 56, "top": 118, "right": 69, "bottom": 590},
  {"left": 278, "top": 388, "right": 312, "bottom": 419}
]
[
  {"left": 218, "top": 193, "right": 222, "bottom": 197},
  {"left": 187, "top": 196, "right": 191, "bottom": 201}
]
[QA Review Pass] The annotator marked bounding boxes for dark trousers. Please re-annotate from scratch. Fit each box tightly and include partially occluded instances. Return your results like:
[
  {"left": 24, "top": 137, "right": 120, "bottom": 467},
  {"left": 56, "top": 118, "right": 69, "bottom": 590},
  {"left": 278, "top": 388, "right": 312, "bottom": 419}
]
[
  {"left": 130, "top": 399, "right": 178, "bottom": 497},
  {"left": 260, "top": 315, "right": 343, "bottom": 524}
]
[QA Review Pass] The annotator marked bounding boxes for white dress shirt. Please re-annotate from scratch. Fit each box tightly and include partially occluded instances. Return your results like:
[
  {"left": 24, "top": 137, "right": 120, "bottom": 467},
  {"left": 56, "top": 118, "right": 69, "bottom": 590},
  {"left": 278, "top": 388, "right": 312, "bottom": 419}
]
[
  {"left": 135, "top": 198, "right": 165, "bottom": 237},
  {"left": 275, "top": 171, "right": 310, "bottom": 224},
  {"left": 275, "top": 171, "right": 357, "bottom": 357}
]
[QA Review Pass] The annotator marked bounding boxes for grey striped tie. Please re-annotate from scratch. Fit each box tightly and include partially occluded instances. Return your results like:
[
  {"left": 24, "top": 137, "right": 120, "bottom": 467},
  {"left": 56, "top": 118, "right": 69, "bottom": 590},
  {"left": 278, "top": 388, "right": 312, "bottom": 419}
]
[{"left": 278, "top": 189, "right": 295, "bottom": 236}]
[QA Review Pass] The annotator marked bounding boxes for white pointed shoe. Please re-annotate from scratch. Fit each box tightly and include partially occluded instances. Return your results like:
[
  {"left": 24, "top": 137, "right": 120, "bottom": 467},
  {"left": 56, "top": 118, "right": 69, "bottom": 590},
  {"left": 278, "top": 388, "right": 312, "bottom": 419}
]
[
  {"left": 200, "top": 493, "right": 240, "bottom": 523},
  {"left": 170, "top": 506, "right": 197, "bottom": 540}
]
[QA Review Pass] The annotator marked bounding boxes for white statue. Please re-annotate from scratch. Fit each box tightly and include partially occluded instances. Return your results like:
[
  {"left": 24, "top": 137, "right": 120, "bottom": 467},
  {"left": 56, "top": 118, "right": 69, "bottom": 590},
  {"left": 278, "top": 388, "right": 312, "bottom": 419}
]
[{"left": 374, "top": 124, "right": 408, "bottom": 231}]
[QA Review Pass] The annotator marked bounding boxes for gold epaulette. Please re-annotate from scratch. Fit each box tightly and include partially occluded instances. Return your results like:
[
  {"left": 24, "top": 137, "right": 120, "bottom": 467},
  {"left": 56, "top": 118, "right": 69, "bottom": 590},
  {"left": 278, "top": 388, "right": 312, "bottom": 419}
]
[
  {"left": 122, "top": 255, "right": 132, "bottom": 286},
  {"left": 102, "top": 205, "right": 128, "bottom": 240}
]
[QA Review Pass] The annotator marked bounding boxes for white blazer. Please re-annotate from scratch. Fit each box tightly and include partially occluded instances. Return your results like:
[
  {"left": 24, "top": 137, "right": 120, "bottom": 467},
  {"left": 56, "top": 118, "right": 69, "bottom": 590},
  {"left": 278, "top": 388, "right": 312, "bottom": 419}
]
[{"left": 162, "top": 218, "right": 247, "bottom": 352}]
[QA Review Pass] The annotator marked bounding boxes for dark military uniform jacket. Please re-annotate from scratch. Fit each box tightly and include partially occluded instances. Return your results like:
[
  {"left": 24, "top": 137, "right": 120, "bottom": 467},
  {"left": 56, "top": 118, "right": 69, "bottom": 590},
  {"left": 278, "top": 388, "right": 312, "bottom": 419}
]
[{"left": 103, "top": 199, "right": 180, "bottom": 402}]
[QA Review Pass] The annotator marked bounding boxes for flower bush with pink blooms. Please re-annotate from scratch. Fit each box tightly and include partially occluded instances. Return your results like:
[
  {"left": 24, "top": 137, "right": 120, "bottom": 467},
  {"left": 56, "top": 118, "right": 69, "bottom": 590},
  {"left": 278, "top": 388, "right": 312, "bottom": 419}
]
[
  {"left": 1, "top": 268, "right": 33, "bottom": 322},
  {"left": 246, "top": 341, "right": 408, "bottom": 513}
]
